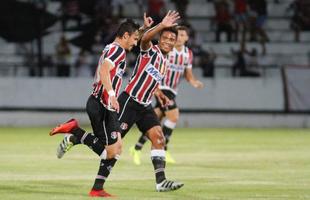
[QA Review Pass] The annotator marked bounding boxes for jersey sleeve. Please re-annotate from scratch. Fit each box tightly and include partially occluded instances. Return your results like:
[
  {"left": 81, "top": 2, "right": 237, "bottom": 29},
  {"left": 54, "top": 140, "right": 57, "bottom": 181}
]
[
  {"left": 99, "top": 45, "right": 125, "bottom": 69},
  {"left": 186, "top": 48, "right": 193, "bottom": 69}
]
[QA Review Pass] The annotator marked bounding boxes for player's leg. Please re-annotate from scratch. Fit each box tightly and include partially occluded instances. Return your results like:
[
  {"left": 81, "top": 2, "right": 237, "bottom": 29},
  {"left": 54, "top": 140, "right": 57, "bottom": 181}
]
[
  {"left": 163, "top": 108, "right": 179, "bottom": 149},
  {"left": 88, "top": 97, "right": 126, "bottom": 197},
  {"left": 130, "top": 96, "right": 165, "bottom": 164},
  {"left": 133, "top": 100, "right": 165, "bottom": 151},
  {"left": 89, "top": 137, "right": 122, "bottom": 197},
  {"left": 130, "top": 107, "right": 164, "bottom": 165},
  {"left": 136, "top": 107, "right": 184, "bottom": 192},
  {"left": 50, "top": 119, "right": 109, "bottom": 159},
  {"left": 162, "top": 108, "right": 179, "bottom": 163},
  {"left": 90, "top": 92, "right": 136, "bottom": 196},
  {"left": 89, "top": 158, "right": 118, "bottom": 197},
  {"left": 50, "top": 95, "right": 120, "bottom": 159}
]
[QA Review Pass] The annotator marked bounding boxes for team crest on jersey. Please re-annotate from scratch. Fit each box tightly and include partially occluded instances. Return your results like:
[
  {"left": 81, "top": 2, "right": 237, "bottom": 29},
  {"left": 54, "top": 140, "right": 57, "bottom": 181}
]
[
  {"left": 111, "top": 131, "right": 118, "bottom": 140},
  {"left": 146, "top": 64, "right": 164, "bottom": 81},
  {"left": 120, "top": 123, "right": 128, "bottom": 130}
]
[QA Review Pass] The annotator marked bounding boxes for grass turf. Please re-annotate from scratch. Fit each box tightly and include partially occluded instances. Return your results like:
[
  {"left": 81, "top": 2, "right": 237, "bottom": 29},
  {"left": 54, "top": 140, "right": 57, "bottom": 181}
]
[{"left": 0, "top": 127, "right": 309, "bottom": 200}]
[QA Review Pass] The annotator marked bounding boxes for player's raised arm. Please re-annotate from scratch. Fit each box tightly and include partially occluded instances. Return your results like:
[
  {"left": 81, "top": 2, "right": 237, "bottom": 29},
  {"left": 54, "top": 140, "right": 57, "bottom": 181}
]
[
  {"left": 138, "top": 13, "right": 154, "bottom": 40},
  {"left": 140, "top": 10, "right": 180, "bottom": 51}
]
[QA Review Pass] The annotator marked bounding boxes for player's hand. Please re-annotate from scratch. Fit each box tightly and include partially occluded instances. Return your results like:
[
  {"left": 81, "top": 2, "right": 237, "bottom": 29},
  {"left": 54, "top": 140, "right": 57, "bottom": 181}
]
[
  {"left": 158, "top": 93, "right": 171, "bottom": 108},
  {"left": 161, "top": 10, "right": 180, "bottom": 28},
  {"left": 142, "top": 12, "right": 154, "bottom": 29},
  {"left": 192, "top": 80, "right": 204, "bottom": 89},
  {"left": 109, "top": 96, "right": 120, "bottom": 113}
]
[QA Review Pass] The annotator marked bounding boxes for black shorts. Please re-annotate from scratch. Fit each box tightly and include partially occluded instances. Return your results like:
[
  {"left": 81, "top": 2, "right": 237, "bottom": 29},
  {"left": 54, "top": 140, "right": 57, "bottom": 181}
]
[
  {"left": 117, "top": 92, "right": 161, "bottom": 138},
  {"left": 86, "top": 95, "right": 120, "bottom": 145},
  {"left": 155, "top": 89, "right": 178, "bottom": 111}
]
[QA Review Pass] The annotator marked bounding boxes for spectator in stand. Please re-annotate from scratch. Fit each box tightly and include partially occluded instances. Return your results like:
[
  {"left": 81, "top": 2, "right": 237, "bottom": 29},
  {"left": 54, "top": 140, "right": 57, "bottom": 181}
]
[
  {"left": 90, "top": 32, "right": 104, "bottom": 76},
  {"left": 111, "top": 0, "right": 126, "bottom": 18},
  {"left": 231, "top": 38, "right": 261, "bottom": 77},
  {"left": 61, "top": 0, "right": 82, "bottom": 31},
  {"left": 75, "top": 49, "right": 92, "bottom": 77},
  {"left": 214, "top": 0, "right": 233, "bottom": 42},
  {"left": 200, "top": 48, "right": 217, "bottom": 78},
  {"left": 147, "top": 0, "right": 166, "bottom": 25},
  {"left": 95, "top": 0, "right": 113, "bottom": 28},
  {"left": 288, "top": 0, "right": 310, "bottom": 42},
  {"left": 55, "top": 35, "right": 71, "bottom": 77},
  {"left": 43, "top": 55, "right": 55, "bottom": 76},
  {"left": 248, "top": 0, "right": 269, "bottom": 43},
  {"left": 233, "top": 0, "right": 247, "bottom": 42}
]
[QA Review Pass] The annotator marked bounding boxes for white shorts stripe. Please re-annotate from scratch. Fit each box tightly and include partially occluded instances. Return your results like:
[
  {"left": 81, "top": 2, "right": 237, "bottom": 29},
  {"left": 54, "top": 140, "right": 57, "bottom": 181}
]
[
  {"left": 118, "top": 95, "right": 130, "bottom": 121},
  {"left": 102, "top": 119, "right": 108, "bottom": 146},
  {"left": 80, "top": 132, "right": 88, "bottom": 144}
]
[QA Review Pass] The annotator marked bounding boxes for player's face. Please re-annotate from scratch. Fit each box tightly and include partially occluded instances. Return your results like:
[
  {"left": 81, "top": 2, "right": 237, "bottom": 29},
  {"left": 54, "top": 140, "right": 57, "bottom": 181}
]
[
  {"left": 159, "top": 31, "right": 177, "bottom": 55},
  {"left": 176, "top": 30, "right": 188, "bottom": 46},
  {"left": 125, "top": 31, "right": 139, "bottom": 51}
]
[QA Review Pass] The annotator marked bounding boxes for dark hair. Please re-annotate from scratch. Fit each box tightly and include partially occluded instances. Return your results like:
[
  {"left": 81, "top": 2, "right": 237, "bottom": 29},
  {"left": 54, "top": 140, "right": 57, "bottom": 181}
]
[
  {"left": 115, "top": 19, "right": 140, "bottom": 38},
  {"left": 159, "top": 27, "right": 178, "bottom": 38},
  {"left": 176, "top": 25, "right": 189, "bottom": 35}
]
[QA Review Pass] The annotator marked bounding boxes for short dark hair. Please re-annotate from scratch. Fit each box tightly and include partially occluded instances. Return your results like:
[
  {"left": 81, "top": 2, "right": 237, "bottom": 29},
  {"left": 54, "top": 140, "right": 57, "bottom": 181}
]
[
  {"left": 116, "top": 19, "right": 140, "bottom": 38},
  {"left": 159, "top": 27, "right": 178, "bottom": 38},
  {"left": 176, "top": 25, "right": 189, "bottom": 35}
]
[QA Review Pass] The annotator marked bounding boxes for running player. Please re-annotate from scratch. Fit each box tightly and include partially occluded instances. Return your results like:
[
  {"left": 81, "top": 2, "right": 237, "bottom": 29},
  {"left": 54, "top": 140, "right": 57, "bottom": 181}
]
[
  {"left": 49, "top": 16, "right": 153, "bottom": 197},
  {"left": 130, "top": 25, "right": 204, "bottom": 165}
]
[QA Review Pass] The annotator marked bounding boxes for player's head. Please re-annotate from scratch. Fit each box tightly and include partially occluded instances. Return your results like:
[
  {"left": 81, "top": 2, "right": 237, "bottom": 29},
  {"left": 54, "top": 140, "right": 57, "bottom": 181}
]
[
  {"left": 115, "top": 19, "right": 140, "bottom": 51},
  {"left": 158, "top": 27, "right": 178, "bottom": 55},
  {"left": 176, "top": 26, "right": 189, "bottom": 47}
]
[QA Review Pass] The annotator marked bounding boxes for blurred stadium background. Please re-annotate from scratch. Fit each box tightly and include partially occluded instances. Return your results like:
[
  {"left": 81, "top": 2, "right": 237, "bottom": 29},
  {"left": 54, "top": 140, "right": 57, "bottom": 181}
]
[{"left": 0, "top": 0, "right": 310, "bottom": 199}]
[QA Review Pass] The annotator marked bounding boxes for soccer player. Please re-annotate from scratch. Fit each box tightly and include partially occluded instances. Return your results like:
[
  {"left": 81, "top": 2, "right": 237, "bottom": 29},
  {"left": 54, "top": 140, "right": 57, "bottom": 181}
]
[
  {"left": 49, "top": 16, "right": 153, "bottom": 197},
  {"left": 129, "top": 25, "right": 204, "bottom": 165},
  {"left": 115, "top": 10, "right": 184, "bottom": 192}
]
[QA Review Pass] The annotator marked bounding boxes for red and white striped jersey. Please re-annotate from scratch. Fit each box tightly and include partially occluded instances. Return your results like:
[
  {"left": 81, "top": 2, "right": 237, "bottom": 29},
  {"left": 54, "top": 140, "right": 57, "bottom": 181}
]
[
  {"left": 159, "top": 46, "right": 193, "bottom": 95},
  {"left": 92, "top": 42, "right": 126, "bottom": 110},
  {"left": 125, "top": 45, "right": 167, "bottom": 105}
]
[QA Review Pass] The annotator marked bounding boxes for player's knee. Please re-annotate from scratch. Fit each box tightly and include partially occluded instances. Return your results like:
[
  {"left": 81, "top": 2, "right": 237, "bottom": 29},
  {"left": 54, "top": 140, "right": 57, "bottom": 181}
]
[
  {"left": 169, "top": 116, "right": 179, "bottom": 123},
  {"left": 147, "top": 126, "right": 165, "bottom": 148},
  {"left": 167, "top": 112, "right": 179, "bottom": 123},
  {"left": 106, "top": 139, "right": 122, "bottom": 159}
]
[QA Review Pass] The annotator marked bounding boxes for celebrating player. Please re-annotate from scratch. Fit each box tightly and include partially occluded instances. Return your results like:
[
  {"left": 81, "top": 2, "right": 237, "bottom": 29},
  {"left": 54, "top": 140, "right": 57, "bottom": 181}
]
[
  {"left": 130, "top": 25, "right": 204, "bottom": 165},
  {"left": 116, "top": 10, "right": 184, "bottom": 192}
]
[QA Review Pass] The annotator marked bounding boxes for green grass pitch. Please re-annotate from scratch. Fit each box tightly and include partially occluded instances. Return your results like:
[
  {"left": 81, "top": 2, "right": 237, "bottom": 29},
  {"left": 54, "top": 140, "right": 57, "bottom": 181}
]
[{"left": 0, "top": 127, "right": 310, "bottom": 200}]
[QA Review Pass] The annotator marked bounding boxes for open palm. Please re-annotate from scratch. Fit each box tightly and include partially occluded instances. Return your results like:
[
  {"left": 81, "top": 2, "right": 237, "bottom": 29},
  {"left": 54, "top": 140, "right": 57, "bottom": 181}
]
[{"left": 161, "top": 10, "right": 180, "bottom": 28}]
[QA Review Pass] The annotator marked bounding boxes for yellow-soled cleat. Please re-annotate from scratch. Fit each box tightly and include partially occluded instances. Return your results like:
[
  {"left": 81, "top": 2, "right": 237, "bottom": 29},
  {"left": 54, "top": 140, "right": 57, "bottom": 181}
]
[
  {"left": 129, "top": 146, "right": 141, "bottom": 165},
  {"left": 165, "top": 151, "right": 176, "bottom": 164}
]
